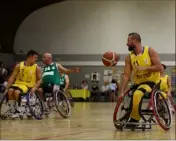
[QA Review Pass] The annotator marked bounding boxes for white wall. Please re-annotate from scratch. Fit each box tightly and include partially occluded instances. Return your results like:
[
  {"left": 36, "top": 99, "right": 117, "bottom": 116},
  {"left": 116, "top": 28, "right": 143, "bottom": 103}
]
[{"left": 14, "top": 0, "right": 175, "bottom": 54}]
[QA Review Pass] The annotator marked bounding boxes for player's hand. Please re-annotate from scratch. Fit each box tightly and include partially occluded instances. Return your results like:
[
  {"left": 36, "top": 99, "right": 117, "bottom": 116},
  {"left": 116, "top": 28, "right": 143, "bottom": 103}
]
[
  {"left": 135, "top": 66, "right": 146, "bottom": 71},
  {"left": 30, "top": 87, "right": 36, "bottom": 95},
  {"left": 74, "top": 68, "right": 80, "bottom": 73},
  {"left": 118, "top": 92, "right": 124, "bottom": 101}
]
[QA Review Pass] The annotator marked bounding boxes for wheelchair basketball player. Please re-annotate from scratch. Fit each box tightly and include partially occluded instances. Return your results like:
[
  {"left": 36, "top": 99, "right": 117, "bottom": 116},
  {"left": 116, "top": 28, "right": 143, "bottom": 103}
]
[
  {"left": 5, "top": 50, "right": 42, "bottom": 118},
  {"left": 160, "top": 64, "right": 175, "bottom": 114},
  {"left": 37, "top": 53, "right": 79, "bottom": 114},
  {"left": 119, "top": 32, "right": 163, "bottom": 128}
]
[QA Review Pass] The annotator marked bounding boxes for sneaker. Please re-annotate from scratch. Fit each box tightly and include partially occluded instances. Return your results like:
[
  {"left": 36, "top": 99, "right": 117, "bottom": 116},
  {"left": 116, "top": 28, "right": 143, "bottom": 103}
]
[{"left": 11, "top": 110, "right": 20, "bottom": 118}]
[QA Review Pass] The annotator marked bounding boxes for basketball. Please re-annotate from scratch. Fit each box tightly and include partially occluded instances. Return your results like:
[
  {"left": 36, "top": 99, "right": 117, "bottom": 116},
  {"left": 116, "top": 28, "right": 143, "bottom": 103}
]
[{"left": 102, "top": 51, "right": 119, "bottom": 67}]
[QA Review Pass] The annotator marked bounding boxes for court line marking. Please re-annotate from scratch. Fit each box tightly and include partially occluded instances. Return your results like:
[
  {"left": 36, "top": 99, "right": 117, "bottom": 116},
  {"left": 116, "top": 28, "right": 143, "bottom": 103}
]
[{"left": 34, "top": 128, "right": 108, "bottom": 140}]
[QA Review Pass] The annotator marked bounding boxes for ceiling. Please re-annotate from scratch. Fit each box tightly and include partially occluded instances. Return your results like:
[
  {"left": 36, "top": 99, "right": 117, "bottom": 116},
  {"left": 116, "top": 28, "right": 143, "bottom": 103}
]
[{"left": 0, "top": 0, "right": 65, "bottom": 53}]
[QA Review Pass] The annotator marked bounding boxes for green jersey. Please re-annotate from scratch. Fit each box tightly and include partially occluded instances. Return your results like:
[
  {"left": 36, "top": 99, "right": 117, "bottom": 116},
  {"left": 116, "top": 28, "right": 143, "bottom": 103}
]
[
  {"left": 42, "top": 63, "right": 60, "bottom": 85},
  {"left": 60, "top": 74, "right": 66, "bottom": 87}
]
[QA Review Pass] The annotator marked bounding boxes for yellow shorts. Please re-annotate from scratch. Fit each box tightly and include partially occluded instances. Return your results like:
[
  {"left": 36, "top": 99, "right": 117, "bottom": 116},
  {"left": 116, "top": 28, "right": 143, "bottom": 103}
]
[{"left": 11, "top": 83, "right": 29, "bottom": 94}]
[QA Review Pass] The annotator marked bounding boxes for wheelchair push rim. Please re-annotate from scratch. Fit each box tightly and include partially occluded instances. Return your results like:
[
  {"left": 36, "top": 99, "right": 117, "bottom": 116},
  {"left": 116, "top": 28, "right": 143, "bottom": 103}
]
[
  {"left": 113, "top": 90, "right": 131, "bottom": 129},
  {"left": 27, "top": 92, "right": 44, "bottom": 120},
  {"left": 54, "top": 90, "right": 71, "bottom": 118},
  {"left": 65, "top": 91, "right": 74, "bottom": 107},
  {"left": 151, "top": 90, "right": 172, "bottom": 131},
  {"left": 0, "top": 93, "right": 12, "bottom": 119}
]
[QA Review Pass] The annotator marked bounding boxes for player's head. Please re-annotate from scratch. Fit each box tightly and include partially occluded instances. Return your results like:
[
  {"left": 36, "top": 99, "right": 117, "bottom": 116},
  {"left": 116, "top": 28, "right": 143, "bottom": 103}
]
[
  {"left": 127, "top": 32, "right": 141, "bottom": 51},
  {"left": 161, "top": 64, "right": 166, "bottom": 74},
  {"left": 42, "top": 53, "right": 52, "bottom": 65},
  {"left": 26, "top": 50, "right": 38, "bottom": 64}
]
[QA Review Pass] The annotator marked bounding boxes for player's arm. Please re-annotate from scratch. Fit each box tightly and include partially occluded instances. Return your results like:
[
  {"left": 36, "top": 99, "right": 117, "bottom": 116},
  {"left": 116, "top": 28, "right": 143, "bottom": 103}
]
[
  {"left": 56, "top": 63, "right": 80, "bottom": 74},
  {"left": 33, "top": 66, "right": 42, "bottom": 89},
  {"left": 119, "top": 55, "right": 132, "bottom": 95},
  {"left": 6, "top": 64, "right": 20, "bottom": 89},
  {"left": 167, "top": 75, "right": 172, "bottom": 95},
  {"left": 146, "top": 47, "right": 163, "bottom": 72},
  {"left": 64, "top": 75, "right": 70, "bottom": 91}
]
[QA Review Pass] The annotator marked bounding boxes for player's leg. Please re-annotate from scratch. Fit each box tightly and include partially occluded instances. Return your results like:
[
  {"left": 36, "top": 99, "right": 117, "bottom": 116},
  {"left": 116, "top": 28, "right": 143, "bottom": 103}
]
[
  {"left": 129, "top": 82, "right": 154, "bottom": 126},
  {"left": 12, "top": 85, "right": 28, "bottom": 118},
  {"left": 7, "top": 87, "right": 16, "bottom": 113}
]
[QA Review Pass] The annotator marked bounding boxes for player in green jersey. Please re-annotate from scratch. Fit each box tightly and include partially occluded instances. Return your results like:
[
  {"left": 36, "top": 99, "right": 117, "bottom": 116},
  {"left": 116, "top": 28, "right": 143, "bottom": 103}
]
[{"left": 38, "top": 53, "right": 79, "bottom": 113}]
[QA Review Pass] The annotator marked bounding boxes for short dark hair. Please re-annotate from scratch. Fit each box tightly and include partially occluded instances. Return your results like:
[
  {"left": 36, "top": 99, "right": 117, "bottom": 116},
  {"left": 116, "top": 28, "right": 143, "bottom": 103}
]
[
  {"left": 161, "top": 64, "right": 166, "bottom": 70},
  {"left": 128, "top": 32, "right": 141, "bottom": 43},
  {"left": 27, "top": 50, "right": 38, "bottom": 58}
]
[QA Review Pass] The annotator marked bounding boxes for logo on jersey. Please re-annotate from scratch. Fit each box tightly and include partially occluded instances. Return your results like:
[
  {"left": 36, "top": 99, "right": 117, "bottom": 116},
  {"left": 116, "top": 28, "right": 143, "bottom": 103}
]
[{"left": 144, "top": 59, "right": 148, "bottom": 64}]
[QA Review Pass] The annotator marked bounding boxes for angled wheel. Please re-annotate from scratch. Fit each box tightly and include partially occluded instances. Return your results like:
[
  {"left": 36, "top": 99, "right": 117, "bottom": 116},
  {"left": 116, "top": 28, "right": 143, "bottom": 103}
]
[
  {"left": 54, "top": 90, "right": 71, "bottom": 118},
  {"left": 65, "top": 91, "right": 74, "bottom": 107},
  {"left": 113, "top": 90, "right": 131, "bottom": 130},
  {"left": 0, "top": 93, "right": 12, "bottom": 119},
  {"left": 27, "top": 92, "right": 44, "bottom": 120},
  {"left": 151, "top": 90, "right": 172, "bottom": 131}
]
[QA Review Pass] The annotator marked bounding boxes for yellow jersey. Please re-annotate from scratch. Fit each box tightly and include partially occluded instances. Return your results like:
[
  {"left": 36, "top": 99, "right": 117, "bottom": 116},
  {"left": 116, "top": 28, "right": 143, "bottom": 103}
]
[
  {"left": 130, "top": 46, "right": 160, "bottom": 85},
  {"left": 14, "top": 62, "right": 37, "bottom": 88},
  {"left": 160, "top": 75, "right": 169, "bottom": 92}
]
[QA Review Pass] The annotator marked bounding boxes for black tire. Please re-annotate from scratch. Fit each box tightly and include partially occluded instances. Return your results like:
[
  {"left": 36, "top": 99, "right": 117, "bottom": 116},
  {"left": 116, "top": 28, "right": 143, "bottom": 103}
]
[
  {"left": 27, "top": 92, "right": 44, "bottom": 120},
  {"left": 54, "top": 90, "right": 71, "bottom": 118},
  {"left": 151, "top": 90, "right": 172, "bottom": 131},
  {"left": 66, "top": 91, "right": 74, "bottom": 107}
]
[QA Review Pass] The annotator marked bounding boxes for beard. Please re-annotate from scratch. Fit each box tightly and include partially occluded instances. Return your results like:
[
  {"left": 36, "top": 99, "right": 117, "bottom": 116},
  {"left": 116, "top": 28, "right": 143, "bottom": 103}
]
[{"left": 128, "top": 45, "right": 136, "bottom": 51}]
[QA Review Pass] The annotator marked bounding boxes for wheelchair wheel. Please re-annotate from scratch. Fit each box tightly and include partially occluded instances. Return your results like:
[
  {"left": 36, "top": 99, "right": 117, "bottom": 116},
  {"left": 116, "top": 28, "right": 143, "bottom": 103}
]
[
  {"left": 65, "top": 91, "right": 74, "bottom": 107},
  {"left": 151, "top": 90, "right": 172, "bottom": 131},
  {"left": 0, "top": 93, "right": 12, "bottom": 119},
  {"left": 54, "top": 90, "right": 71, "bottom": 118},
  {"left": 113, "top": 92, "right": 131, "bottom": 130},
  {"left": 27, "top": 93, "right": 44, "bottom": 120}
]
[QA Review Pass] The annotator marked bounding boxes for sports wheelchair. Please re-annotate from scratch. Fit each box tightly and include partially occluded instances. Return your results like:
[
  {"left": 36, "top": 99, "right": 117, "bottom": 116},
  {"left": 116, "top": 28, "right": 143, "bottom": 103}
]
[
  {"left": 0, "top": 90, "right": 43, "bottom": 120},
  {"left": 42, "top": 84, "right": 71, "bottom": 118},
  {"left": 113, "top": 83, "right": 172, "bottom": 131}
]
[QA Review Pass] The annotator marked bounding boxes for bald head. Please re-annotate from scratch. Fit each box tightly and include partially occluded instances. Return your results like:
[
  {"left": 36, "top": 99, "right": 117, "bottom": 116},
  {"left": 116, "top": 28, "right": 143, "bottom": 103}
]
[{"left": 42, "top": 53, "right": 53, "bottom": 65}]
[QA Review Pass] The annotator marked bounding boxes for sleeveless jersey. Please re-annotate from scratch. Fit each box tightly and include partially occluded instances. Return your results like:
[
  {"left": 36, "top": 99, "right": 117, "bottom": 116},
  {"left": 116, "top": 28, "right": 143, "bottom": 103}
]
[
  {"left": 130, "top": 46, "right": 160, "bottom": 85},
  {"left": 15, "top": 62, "right": 37, "bottom": 88},
  {"left": 42, "top": 63, "right": 60, "bottom": 85},
  {"left": 60, "top": 74, "right": 66, "bottom": 87},
  {"left": 160, "top": 75, "right": 169, "bottom": 92}
]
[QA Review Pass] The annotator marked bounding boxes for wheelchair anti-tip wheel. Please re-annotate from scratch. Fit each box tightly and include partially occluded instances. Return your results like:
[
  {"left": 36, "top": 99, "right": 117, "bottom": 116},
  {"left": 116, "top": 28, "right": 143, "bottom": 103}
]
[
  {"left": 151, "top": 90, "right": 172, "bottom": 131},
  {"left": 54, "top": 90, "right": 71, "bottom": 118},
  {"left": 27, "top": 92, "right": 44, "bottom": 120}
]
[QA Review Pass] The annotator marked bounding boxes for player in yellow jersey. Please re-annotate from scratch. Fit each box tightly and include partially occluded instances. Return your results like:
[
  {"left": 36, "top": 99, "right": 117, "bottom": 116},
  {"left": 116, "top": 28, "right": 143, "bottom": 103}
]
[
  {"left": 160, "top": 64, "right": 175, "bottom": 114},
  {"left": 5, "top": 50, "right": 42, "bottom": 118},
  {"left": 119, "top": 33, "right": 163, "bottom": 127}
]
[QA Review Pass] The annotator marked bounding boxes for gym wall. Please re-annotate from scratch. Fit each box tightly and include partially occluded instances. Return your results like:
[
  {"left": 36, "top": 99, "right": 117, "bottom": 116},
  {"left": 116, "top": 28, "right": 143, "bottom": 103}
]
[{"left": 13, "top": 1, "right": 175, "bottom": 86}]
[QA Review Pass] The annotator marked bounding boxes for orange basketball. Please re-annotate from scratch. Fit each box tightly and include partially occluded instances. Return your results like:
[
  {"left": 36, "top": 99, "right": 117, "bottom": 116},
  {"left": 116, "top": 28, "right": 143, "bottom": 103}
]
[{"left": 102, "top": 51, "right": 119, "bottom": 67}]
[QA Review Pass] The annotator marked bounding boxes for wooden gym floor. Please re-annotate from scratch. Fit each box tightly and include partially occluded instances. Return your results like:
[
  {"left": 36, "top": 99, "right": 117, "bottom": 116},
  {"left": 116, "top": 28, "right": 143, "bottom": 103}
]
[{"left": 0, "top": 102, "right": 175, "bottom": 140}]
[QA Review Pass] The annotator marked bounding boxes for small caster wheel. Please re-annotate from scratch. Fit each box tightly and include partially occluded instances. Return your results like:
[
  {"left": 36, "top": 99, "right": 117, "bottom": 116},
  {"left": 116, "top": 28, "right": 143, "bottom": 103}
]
[
  {"left": 27, "top": 115, "right": 32, "bottom": 119},
  {"left": 1, "top": 115, "right": 7, "bottom": 120},
  {"left": 19, "top": 115, "right": 23, "bottom": 120},
  {"left": 119, "top": 126, "right": 123, "bottom": 131},
  {"left": 131, "top": 127, "right": 135, "bottom": 131},
  {"left": 142, "top": 126, "right": 145, "bottom": 131}
]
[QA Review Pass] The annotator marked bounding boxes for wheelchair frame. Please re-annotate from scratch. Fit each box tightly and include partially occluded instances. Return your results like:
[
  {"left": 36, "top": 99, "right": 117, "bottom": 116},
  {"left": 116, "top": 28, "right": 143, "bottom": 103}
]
[
  {"left": 0, "top": 91, "right": 44, "bottom": 120},
  {"left": 113, "top": 85, "right": 172, "bottom": 131}
]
